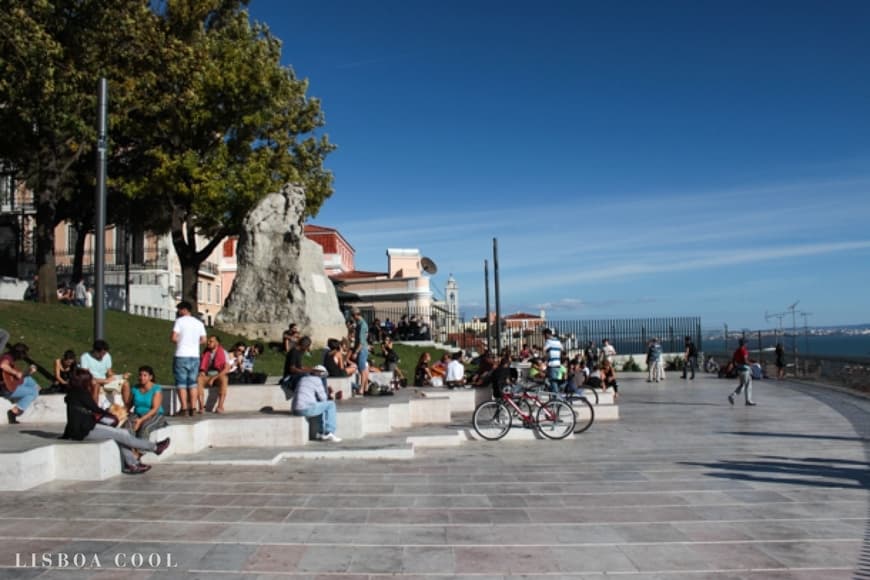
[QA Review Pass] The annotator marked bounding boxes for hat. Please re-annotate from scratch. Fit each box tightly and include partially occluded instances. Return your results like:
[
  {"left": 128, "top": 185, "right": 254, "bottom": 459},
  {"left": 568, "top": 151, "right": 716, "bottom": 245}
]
[{"left": 312, "top": 365, "right": 328, "bottom": 375}]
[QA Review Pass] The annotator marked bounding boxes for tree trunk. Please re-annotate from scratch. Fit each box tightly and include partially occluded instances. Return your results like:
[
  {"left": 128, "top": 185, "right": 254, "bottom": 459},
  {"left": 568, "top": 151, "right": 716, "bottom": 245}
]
[
  {"left": 72, "top": 222, "right": 88, "bottom": 283},
  {"left": 34, "top": 196, "right": 58, "bottom": 304},
  {"left": 170, "top": 205, "right": 227, "bottom": 315}
]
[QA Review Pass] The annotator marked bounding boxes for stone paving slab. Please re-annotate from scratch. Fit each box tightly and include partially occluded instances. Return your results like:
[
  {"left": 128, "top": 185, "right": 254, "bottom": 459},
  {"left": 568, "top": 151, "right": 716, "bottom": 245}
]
[{"left": 0, "top": 375, "right": 867, "bottom": 578}]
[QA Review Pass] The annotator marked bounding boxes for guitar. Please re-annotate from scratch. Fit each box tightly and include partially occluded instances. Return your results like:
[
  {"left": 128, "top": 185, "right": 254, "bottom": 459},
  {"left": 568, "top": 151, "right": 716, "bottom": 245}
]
[{"left": 0, "top": 356, "right": 24, "bottom": 396}]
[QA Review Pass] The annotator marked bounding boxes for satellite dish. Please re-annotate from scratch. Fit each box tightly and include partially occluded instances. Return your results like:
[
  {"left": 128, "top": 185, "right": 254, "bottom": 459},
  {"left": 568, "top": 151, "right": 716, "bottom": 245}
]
[{"left": 421, "top": 257, "right": 438, "bottom": 275}]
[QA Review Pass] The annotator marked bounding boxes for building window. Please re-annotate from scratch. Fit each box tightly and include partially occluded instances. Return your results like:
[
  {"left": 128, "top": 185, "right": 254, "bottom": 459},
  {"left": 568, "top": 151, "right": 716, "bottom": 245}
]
[
  {"left": 207, "top": 283, "right": 212, "bottom": 304},
  {"left": 67, "top": 225, "right": 78, "bottom": 255},
  {"left": 223, "top": 238, "right": 235, "bottom": 258}
]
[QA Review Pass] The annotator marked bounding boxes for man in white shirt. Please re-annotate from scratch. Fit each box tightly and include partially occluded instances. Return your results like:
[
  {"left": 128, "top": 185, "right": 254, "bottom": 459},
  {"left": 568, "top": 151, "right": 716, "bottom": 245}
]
[
  {"left": 79, "top": 339, "right": 127, "bottom": 407},
  {"left": 601, "top": 339, "right": 616, "bottom": 361},
  {"left": 542, "top": 328, "right": 563, "bottom": 392},
  {"left": 171, "top": 301, "right": 207, "bottom": 416},
  {"left": 445, "top": 351, "right": 466, "bottom": 389}
]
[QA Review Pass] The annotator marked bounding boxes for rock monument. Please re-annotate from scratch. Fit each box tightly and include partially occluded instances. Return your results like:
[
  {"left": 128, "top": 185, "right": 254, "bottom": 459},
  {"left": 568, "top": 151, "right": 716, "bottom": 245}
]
[{"left": 215, "top": 184, "right": 347, "bottom": 345}]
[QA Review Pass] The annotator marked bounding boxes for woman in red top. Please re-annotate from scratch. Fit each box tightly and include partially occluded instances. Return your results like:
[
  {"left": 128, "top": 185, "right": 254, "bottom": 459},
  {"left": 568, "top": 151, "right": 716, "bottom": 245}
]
[{"left": 727, "top": 338, "right": 756, "bottom": 406}]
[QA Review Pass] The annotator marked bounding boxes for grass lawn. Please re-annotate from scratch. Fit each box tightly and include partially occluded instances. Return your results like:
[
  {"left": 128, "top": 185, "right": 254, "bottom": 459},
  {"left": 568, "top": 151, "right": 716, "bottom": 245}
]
[{"left": 0, "top": 300, "right": 449, "bottom": 388}]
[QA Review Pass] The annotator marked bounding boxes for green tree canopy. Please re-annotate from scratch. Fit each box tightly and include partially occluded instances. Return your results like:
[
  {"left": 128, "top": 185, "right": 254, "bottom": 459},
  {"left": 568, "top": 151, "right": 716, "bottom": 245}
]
[{"left": 116, "top": 0, "right": 335, "bottom": 307}]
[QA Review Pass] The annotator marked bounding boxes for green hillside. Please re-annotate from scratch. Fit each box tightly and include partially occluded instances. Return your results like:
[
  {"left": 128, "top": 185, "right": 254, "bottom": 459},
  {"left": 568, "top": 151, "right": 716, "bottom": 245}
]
[{"left": 0, "top": 300, "right": 447, "bottom": 388}]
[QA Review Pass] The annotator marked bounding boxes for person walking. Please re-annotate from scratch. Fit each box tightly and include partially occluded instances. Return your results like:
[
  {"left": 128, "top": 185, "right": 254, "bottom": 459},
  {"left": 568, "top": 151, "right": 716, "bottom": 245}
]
[
  {"left": 775, "top": 342, "right": 786, "bottom": 380},
  {"left": 681, "top": 335, "right": 698, "bottom": 380},
  {"left": 170, "top": 301, "right": 206, "bottom": 417},
  {"left": 728, "top": 338, "right": 756, "bottom": 406}
]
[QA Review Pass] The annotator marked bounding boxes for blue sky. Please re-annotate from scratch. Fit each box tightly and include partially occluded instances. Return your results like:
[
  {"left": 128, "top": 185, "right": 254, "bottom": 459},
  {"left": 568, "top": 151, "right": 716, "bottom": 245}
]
[{"left": 248, "top": 0, "right": 870, "bottom": 329}]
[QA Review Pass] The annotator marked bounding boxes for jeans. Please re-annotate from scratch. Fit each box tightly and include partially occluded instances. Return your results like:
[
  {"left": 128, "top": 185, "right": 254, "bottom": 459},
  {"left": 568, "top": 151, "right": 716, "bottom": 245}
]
[
  {"left": 546, "top": 367, "right": 561, "bottom": 393},
  {"left": 733, "top": 366, "right": 753, "bottom": 402},
  {"left": 8, "top": 376, "right": 39, "bottom": 411},
  {"left": 86, "top": 423, "right": 157, "bottom": 468},
  {"left": 292, "top": 400, "right": 337, "bottom": 435},
  {"left": 173, "top": 357, "right": 199, "bottom": 388},
  {"left": 682, "top": 356, "right": 697, "bottom": 379}
]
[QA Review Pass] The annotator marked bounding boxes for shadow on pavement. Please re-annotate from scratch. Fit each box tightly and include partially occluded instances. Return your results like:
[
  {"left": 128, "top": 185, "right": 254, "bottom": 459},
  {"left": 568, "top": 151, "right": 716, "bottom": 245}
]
[
  {"left": 716, "top": 430, "right": 868, "bottom": 442},
  {"left": 679, "top": 456, "right": 870, "bottom": 489}
]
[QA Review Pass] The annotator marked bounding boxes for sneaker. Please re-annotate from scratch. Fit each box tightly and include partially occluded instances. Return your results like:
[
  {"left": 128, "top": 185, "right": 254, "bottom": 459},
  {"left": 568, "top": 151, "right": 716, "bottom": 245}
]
[
  {"left": 728, "top": 394, "right": 735, "bottom": 406},
  {"left": 320, "top": 432, "right": 342, "bottom": 442},
  {"left": 7, "top": 409, "right": 19, "bottom": 424},
  {"left": 745, "top": 401, "right": 757, "bottom": 406},
  {"left": 154, "top": 438, "right": 171, "bottom": 455},
  {"left": 123, "top": 464, "right": 152, "bottom": 475}
]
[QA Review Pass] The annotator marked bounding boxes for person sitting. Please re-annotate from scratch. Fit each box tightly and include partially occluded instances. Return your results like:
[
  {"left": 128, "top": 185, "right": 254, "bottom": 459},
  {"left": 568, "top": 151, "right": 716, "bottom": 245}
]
[
  {"left": 527, "top": 357, "right": 547, "bottom": 384},
  {"left": 48, "top": 349, "right": 78, "bottom": 394},
  {"left": 291, "top": 365, "right": 342, "bottom": 442},
  {"left": 323, "top": 338, "right": 355, "bottom": 397},
  {"left": 471, "top": 350, "right": 496, "bottom": 386},
  {"left": 282, "top": 323, "right": 299, "bottom": 353},
  {"left": 415, "top": 352, "right": 433, "bottom": 387},
  {"left": 62, "top": 369, "right": 170, "bottom": 474},
  {"left": 227, "top": 342, "right": 247, "bottom": 381},
  {"left": 600, "top": 358, "right": 619, "bottom": 399},
  {"left": 481, "top": 354, "right": 516, "bottom": 400},
  {"left": 79, "top": 339, "right": 130, "bottom": 409},
  {"left": 705, "top": 355, "right": 720, "bottom": 374},
  {"left": 338, "top": 337, "right": 358, "bottom": 375},
  {"left": 80, "top": 340, "right": 128, "bottom": 408},
  {"left": 445, "top": 351, "right": 466, "bottom": 389},
  {"left": 1, "top": 342, "right": 41, "bottom": 424},
  {"left": 197, "top": 335, "right": 230, "bottom": 413},
  {"left": 281, "top": 336, "right": 315, "bottom": 397},
  {"left": 382, "top": 337, "right": 400, "bottom": 373},
  {"left": 241, "top": 342, "right": 265, "bottom": 383},
  {"left": 431, "top": 353, "right": 449, "bottom": 381},
  {"left": 125, "top": 365, "right": 168, "bottom": 439}
]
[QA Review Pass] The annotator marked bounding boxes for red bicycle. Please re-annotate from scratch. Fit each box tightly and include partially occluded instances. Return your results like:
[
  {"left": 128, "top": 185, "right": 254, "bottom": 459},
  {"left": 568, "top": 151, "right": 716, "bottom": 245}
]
[{"left": 472, "top": 386, "right": 576, "bottom": 440}]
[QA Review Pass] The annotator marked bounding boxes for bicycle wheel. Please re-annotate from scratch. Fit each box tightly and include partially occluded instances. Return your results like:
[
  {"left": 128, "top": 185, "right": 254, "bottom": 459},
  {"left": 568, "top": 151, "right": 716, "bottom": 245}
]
[
  {"left": 536, "top": 400, "right": 575, "bottom": 440},
  {"left": 570, "top": 396, "right": 595, "bottom": 434},
  {"left": 577, "top": 387, "right": 598, "bottom": 405},
  {"left": 472, "top": 401, "right": 512, "bottom": 441}
]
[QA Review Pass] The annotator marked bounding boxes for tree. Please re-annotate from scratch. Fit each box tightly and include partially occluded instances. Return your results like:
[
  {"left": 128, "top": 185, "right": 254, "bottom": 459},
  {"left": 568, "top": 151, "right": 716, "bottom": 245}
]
[
  {"left": 117, "top": 0, "right": 335, "bottom": 308},
  {"left": 0, "top": 0, "right": 158, "bottom": 302}
]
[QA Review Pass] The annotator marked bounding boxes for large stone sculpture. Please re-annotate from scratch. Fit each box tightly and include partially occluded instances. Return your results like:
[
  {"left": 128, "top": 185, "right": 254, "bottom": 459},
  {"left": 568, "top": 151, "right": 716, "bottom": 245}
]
[{"left": 215, "top": 184, "right": 347, "bottom": 345}]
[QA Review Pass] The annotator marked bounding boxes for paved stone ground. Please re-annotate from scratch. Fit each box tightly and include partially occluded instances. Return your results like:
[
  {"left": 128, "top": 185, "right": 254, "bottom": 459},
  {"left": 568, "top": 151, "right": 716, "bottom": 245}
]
[{"left": 0, "top": 375, "right": 868, "bottom": 579}]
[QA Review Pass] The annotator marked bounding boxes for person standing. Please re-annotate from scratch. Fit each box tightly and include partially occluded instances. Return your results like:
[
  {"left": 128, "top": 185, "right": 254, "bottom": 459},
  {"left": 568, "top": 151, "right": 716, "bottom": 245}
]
[
  {"left": 601, "top": 339, "right": 616, "bottom": 362},
  {"left": 170, "top": 301, "right": 206, "bottom": 417},
  {"left": 728, "top": 338, "right": 756, "bottom": 406},
  {"left": 351, "top": 308, "right": 369, "bottom": 397},
  {"left": 681, "top": 335, "right": 698, "bottom": 380},
  {"left": 74, "top": 277, "right": 87, "bottom": 307},
  {"left": 542, "top": 328, "right": 563, "bottom": 393},
  {"left": 775, "top": 342, "right": 785, "bottom": 380}
]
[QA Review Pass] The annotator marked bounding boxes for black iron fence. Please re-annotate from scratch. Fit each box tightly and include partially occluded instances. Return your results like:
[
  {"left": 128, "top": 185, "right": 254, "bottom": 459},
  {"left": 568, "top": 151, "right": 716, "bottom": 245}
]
[
  {"left": 506, "top": 317, "right": 702, "bottom": 356},
  {"left": 351, "top": 305, "right": 701, "bottom": 357}
]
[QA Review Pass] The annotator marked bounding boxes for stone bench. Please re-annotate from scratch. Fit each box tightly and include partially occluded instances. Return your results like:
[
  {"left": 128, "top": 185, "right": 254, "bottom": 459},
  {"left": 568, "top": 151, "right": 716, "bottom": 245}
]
[
  {"left": 0, "top": 391, "right": 453, "bottom": 490},
  {"left": 0, "top": 377, "right": 357, "bottom": 424}
]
